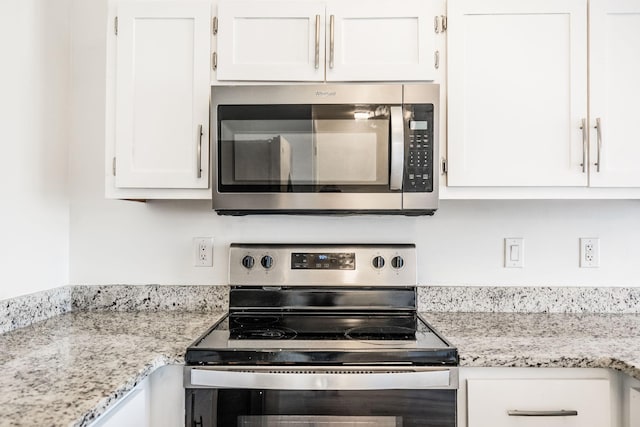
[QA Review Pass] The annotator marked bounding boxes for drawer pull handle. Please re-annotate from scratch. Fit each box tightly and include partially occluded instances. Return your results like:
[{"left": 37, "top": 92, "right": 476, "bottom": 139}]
[{"left": 508, "top": 410, "right": 578, "bottom": 417}]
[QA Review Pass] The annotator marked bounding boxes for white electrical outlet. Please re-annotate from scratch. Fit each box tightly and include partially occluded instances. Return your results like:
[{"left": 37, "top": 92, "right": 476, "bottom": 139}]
[
  {"left": 194, "top": 237, "right": 213, "bottom": 267},
  {"left": 580, "top": 238, "right": 600, "bottom": 268}
]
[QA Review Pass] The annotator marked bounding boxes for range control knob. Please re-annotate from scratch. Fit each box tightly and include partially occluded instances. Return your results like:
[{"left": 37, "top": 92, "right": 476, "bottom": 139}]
[
  {"left": 241, "top": 255, "right": 255, "bottom": 269},
  {"left": 391, "top": 256, "right": 405, "bottom": 269},
  {"left": 261, "top": 255, "right": 274, "bottom": 269},
  {"left": 372, "top": 255, "right": 385, "bottom": 269}
]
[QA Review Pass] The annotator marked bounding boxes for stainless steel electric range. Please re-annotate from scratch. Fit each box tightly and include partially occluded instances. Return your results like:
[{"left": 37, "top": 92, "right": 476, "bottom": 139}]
[{"left": 184, "top": 244, "right": 458, "bottom": 427}]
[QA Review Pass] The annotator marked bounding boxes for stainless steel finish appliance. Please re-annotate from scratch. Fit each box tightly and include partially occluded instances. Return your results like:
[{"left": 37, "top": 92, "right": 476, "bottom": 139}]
[
  {"left": 212, "top": 84, "right": 439, "bottom": 215},
  {"left": 184, "top": 244, "right": 458, "bottom": 427}
]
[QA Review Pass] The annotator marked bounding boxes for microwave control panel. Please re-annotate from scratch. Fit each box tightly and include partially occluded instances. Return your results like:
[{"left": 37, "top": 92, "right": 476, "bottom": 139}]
[{"left": 404, "top": 104, "right": 434, "bottom": 192}]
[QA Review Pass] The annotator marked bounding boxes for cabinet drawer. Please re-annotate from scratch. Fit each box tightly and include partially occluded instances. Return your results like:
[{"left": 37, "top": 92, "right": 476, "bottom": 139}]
[{"left": 467, "top": 378, "right": 610, "bottom": 427}]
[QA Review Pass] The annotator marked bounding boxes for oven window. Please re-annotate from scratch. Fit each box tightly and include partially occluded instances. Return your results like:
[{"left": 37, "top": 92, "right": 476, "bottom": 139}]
[
  {"left": 217, "top": 104, "right": 392, "bottom": 193},
  {"left": 186, "top": 389, "right": 456, "bottom": 427}
]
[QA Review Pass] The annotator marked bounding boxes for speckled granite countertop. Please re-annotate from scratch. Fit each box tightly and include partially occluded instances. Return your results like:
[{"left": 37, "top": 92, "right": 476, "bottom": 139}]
[
  {"left": 424, "top": 311, "right": 640, "bottom": 379},
  {"left": 0, "top": 310, "right": 223, "bottom": 427},
  {"left": 2, "top": 310, "right": 640, "bottom": 427}
]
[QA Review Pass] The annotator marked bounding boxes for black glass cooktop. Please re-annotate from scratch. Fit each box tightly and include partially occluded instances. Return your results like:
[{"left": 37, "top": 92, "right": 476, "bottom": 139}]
[
  {"left": 186, "top": 312, "right": 458, "bottom": 366},
  {"left": 228, "top": 313, "right": 418, "bottom": 341}
]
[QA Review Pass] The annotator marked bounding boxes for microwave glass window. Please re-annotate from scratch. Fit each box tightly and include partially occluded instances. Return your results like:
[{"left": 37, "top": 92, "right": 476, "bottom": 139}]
[{"left": 218, "top": 105, "right": 391, "bottom": 192}]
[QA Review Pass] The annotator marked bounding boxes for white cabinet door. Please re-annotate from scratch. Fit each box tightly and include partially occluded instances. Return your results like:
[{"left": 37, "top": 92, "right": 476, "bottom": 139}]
[
  {"left": 115, "top": 1, "right": 210, "bottom": 189},
  {"left": 467, "top": 378, "right": 611, "bottom": 427},
  {"left": 447, "top": 0, "right": 588, "bottom": 187},
  {"left": 216, "top": 1, "right": 325, "bottom": 81},
  {"left": 325, "top": 0, "right": 437, "bottom": 82},
  {"left": 148, "top": 365, "right": 185, "bottom": 426},
  {"left": 631, "top": 388, "right": 640, "bottom": 427},
  {"left": 90, "top": 379, "right": 149, "bottom": 427},
  {"left": 589, "top": 0, "right": 640, "bottom": 187}
]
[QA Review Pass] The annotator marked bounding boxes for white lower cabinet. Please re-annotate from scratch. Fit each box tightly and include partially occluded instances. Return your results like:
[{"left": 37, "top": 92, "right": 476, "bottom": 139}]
[
  {"left": 621, "top": 373, "right": 640, "bottom": 427},
  {"left": 630, "top": 388, "right": 640, "bottom": 427},
  {"left": 460, "top": 368, "right": 619, "bottom": 427},
  {"left": 90, "top": 365, "right": 184, "bottom": 427},
  {"left": 468, "top": 378, "right": 610, "bottom": 427},
  {"left": 90, "top": 377, "right": 149, "bottom": 427}
]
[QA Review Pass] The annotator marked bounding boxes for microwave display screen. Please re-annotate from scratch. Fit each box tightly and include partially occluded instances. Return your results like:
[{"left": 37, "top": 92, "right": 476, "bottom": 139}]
[{"left": 409, "top": 121, "right": 428, "bottom": 131}]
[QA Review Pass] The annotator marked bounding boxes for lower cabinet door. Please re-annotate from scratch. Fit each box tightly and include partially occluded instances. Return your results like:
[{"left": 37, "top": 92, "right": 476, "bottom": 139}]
[
  {"left": 90, "top": 382, "right": 148, "bottom": 427},
  {"left": 630, "top": 387, "right": 640, "bottom": 427},
  {"left": 467, "top": 378, "right": 610, "bottom": 427}
]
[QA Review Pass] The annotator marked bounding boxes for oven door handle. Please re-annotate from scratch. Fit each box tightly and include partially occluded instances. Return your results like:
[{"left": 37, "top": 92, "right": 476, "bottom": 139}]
[
  {"left": 389, "top": 106, "right": 404, "bottom": 191},
  {"left": 190, "top": 368, "right": 452, "bottom": 390}
]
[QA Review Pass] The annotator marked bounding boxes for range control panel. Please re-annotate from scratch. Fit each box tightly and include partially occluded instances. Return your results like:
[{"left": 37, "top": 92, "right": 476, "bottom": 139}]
[
  {"left": 229, "top": 244, "right": 416, "bottom": 287},
  {"left": 404, "top": 104, "right": 434, "bottom": 193}
]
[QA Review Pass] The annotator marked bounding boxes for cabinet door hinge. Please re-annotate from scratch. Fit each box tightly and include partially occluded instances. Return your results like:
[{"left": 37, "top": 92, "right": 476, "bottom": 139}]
[
  {"left": 434, "top": 15, "right": 447, "bottom": 33},
  {"left": 114, "top": 16, "right": 118, "bottom": 35},
  {"left": 441, "top": 158, "right": 448, "bottom": 175},
  {"left": 212, "top": 17, "right": 218, "bottom": 35},
  {"left": 112, "top": 157, "right": 116, "bottom": 176},
  {"left": 212, "top": 52, "right": 217, "bottom": 70}
]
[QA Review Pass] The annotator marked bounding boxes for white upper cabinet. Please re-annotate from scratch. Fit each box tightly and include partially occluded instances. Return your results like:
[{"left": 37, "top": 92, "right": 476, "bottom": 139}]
[
  {"left": 447, "top": 0, "right": 588, "bottom": 187},
  {"left": 216, "top": 1, "right": 325, "bottom": 81},
  {"left": 215, "top": 0, "right": 441, "bottom": 82},
  {"left": 589, "top": 0, "right": 640, "bottom": 187},
  {"left": 112, "top": 1, "right": 211, "bottom": 192},
  {"left": 445, "top": 0, "right": 640, "bottom": 195},
  {"left": 325, "top": 0, "right": 436, "bottom": 81}
]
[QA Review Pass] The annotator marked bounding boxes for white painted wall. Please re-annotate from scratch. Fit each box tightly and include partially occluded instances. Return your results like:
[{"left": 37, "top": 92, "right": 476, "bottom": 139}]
[
  {"left": 1, "top": 1, "right": 637, "bottom": 302},
  {"left": 0, "top": 0, "right": 71, "bottom": 300},
  {"left": 66, "top": 0, "right": 640, "bottom": 288}
]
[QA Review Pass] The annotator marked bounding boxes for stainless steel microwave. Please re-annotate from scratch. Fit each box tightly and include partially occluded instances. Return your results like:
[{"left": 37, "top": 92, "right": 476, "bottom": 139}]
[{"left": 212, "top": 84, "right": 439, "bottom": 215}]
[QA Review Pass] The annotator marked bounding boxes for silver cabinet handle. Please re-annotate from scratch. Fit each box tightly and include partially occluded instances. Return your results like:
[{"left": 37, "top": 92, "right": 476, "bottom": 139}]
[
  {"left": 314, "top": 15, "right": 320, "bottom": 69},
  {"left": 389, "top": 106, "right": 404, "bottom": 190},
  {"left": 508, "top": 410, "right": 578, "bottom": 417},
  {"left": 197, "top": 124, "right": 203, "bottom": 179},
  {"left": 329, "top": 15, "right": 335, "bottom": 69},
  {"left": 580, "top": 118, "right": 587, "bottom": 173},
  {"left": 594, "top": 117, "right": 602, "bottom": 172}
]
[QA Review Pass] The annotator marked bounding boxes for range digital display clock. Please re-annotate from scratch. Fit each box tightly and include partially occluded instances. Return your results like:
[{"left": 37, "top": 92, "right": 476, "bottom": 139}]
[{"left": 291, "top": 252, "right": 355, "bottom": 270}]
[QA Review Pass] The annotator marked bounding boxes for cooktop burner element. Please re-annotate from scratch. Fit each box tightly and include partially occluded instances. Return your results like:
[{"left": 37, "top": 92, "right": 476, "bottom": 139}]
[{"left": 185, "top": 244, "right": 458, "bottom": 366}]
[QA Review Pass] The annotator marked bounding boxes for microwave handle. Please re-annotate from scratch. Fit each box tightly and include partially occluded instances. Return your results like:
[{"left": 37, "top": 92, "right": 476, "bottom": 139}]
[{"left": 390, "top": 106, "right": 404, "bottom": 190}]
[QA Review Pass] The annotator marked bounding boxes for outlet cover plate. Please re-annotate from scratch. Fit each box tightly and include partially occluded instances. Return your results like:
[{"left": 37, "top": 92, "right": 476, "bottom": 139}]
[
  {"left": 194, "top": 237, "right": 214, "bottom": 267},
  {"left": 580, "top": 237, "right": 600, "bottom": 268}
]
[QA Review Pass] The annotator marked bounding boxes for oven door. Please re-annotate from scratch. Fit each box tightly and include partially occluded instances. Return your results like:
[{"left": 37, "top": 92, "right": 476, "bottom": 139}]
[
  {"left": 211, "top": 85, "right": 406, "bottom": 213},
  {"left": 185, "top": 366, "right": 457, "bottom": 427}
]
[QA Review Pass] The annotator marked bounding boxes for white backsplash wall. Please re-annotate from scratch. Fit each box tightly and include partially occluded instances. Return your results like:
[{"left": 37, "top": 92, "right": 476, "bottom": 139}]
[
  {"left": 68, "top": 0, "right": 640, "bottom": 288},
  {"left": 68, "top": 198, "right": 640, "bottom": 287},
  {"left": 0, "top": 0, "right": 71, "bottom": 300}
]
